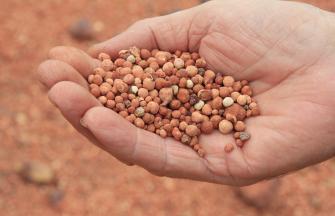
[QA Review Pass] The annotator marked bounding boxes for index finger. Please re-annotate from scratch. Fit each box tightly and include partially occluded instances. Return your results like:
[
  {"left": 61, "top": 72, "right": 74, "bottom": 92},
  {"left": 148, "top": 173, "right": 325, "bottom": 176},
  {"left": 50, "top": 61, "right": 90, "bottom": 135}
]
[{"left": 88, "top": 6, "right": 200, "bottom": 58}]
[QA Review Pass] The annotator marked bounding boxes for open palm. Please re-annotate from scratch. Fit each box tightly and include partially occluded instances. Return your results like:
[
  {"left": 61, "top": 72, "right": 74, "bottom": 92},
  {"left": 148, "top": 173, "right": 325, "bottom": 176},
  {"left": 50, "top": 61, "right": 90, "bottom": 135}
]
[{"left": 38, "top": 0, "right": 335, "bottom": 185}]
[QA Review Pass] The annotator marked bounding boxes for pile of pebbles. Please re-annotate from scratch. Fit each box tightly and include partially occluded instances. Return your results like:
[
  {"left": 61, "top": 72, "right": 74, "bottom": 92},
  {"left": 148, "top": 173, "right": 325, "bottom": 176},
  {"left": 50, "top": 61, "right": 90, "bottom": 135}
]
[{"left": 88, "top": 47, "right": 260, "bottom": 156}]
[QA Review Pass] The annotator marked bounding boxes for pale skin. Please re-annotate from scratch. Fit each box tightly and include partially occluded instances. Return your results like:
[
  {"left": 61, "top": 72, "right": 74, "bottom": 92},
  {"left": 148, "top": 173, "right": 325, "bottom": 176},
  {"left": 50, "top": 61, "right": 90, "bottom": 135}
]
[{"left": 38, "top": 0, "right": 335, "bottom": 185}]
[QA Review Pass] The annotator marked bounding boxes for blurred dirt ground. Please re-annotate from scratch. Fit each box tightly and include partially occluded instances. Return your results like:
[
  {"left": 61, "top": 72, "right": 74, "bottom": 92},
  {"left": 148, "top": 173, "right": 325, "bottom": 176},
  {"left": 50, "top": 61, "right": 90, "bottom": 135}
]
[{"left": 1, "top": 0, "right": 335, "bottom": 215}]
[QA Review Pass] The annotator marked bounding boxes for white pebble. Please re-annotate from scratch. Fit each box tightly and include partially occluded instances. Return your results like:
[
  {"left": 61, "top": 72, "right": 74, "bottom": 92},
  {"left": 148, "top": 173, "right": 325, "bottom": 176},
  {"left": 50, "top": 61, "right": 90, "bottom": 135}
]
[
  {"left": 186, "top": 80, "right": 194, "bottom": 89},
  {"left": 223, "top": 97, "right": 234, "bottom": 107},
  {"left": 171, "top": 85, "right": 179, "bottom": 95},
  {"left": 127, "top": 55, "right": 136, "bottom": 63},
  {"left": 194, "top": 100, "right": 205, "bottom": 110},
  {"left": 174, "top": 58, "right": 185, "bottom": 69},
  {"left": 130, "top": 86, "right": 138, "bottom": 94}
]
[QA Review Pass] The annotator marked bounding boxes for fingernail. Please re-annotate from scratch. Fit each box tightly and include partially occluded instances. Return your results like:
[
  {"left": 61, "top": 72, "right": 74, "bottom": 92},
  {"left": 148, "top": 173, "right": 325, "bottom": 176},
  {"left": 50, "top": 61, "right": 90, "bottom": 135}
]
[
  {"left": 47, "top": 94, "right": 59, "bottom": 108},
  {"left": 80, "top": 118, "right": 88, "bottom": 128}
]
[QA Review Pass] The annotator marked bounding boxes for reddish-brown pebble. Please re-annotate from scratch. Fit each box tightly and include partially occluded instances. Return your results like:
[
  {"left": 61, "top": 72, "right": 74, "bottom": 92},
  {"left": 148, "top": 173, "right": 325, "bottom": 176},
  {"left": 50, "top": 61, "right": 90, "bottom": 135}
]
[
  {"left": 98, "top": 96, "right": 107, "bottom": 104},
  {"left": 212, "top": 97, "right": 223, "bottom": 110},
  {"left": 119, "top": 111, "right": 128, "bottom": 118},
  {"left": 185, "top": 125, "right": 200, "bottom": 137},
  {"left": 193, "top": 144, "right": 200, "bottom": 150},
  {"left": 222, "top": 76, "right": 235, "bottom": 87},
  {"left": 138, "top": 88, "right": 149, "bottom": 98},
  {"left": 210, "top": 115, "right": 221, "bottom": 129},
  {"left": 101, "top": 59, "right": 114, "bottom": 71},
  {"left": 204, "top": 70, "right": 215, "bottom": 84},
  {"left": 234, "top": 132, "right": 240, "bottom": 139},
  {"left": 224, "top": 143, "right": 235, "bottom": 153},
  {"left": 191, "top": 111, "right": 203, "bottom": 123},
  {"left": 170, "top": 119, "right": 179, "bottom": 127},
  {"left": 172, "top": 127, "right": 182, "bottom": 140},
  {"left": 93, "top": 74, "right": 103, "bottom": 85},
  {"left": 236, "top": 139, "right": 243, "bottom": 147},
  {"left": 197, "top": 89, "right": 212, "bottom": 101},
  {"left": 143, "top": 113, "right": 154, "bottom": 124},
  {"left": 114, "top": 79, "right": 128, "bottom": 93},
  {"left": 147, "top": 101, "right": 159, "bottom": 114},
  {"left": 219, "top": 120, "right": 233, "bottom": 134},
  {"left": 90, "top": 88, "right": 100, "bottom": 97},
  {"left": 179, "top": 121, "right": 188, "bottom": 131},
  {"left": 201, "top": 104, "right": 212, "bottom": 116},
  {"left": 170, "top": 100, "right": 181, "bottom": 110},
  {"left": 147, "top": 124, "right": 156, "bottom": 132},
  {"left": 159, "top": 87, "right": 173, "bottom": 105},
  {"left": 226, "top": 113, "right": 237, "bottom": 123},
  {"left": 185, "top": 65, "right": 198, "bottom": 77},
  {"left": 134, "top": 118, "right": 145, "bottom": 128},
  {"left": 241, "top": 85, "right": 253, "bottom": 96},
  {"left": 195, "top": 58, "right": 207, "bottom": 68},
  {"left": 232, "top": 81, "right": 242, "bottom": 92},
  {"left": 126, "top": 114, "right": 136, "bottom": 123},
  {"left": 172, "top": 110, "right": 181, "bottom": 118},
  {"left": 140, "top": 49, "right": 151, "bottom": 60},
  {"left": 159, "top": 129, "right": 167, "bottom": 138},
  {"left": 234, "top": 121, "right": 246, "bottom": 132},
  {"left": 106, "top": 100, "right": 116, "bottom": 108},
  {"left": 219, "top": 87, "right": 230, "bottom": 97},
  {"left": 231, "top": 92, "right": 240, "bottom": 101},
  {"left": 177, "top": 88, "right": 189, "bottom": 103},
  {"left": 201, "top": 121, "right": 214, "bottom": 134},
  {"left": 190, "top": 137, "right": 198, "bottom": 147},
  {"left": 224, "top": 103, "right": 246, "bottom": 121}
]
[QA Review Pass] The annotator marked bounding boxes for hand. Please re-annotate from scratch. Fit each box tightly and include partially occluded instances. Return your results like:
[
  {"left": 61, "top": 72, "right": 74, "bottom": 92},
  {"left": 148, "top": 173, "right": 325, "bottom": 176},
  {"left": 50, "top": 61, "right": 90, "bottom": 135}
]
[{"left": 38, "top": 0, "right": 335, "bottom": 185}]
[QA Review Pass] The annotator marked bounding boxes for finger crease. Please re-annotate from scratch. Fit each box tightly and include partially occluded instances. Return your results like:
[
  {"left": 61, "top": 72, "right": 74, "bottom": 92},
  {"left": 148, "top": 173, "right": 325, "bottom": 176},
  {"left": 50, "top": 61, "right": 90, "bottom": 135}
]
[
  {"left": 147, "top": 24, "right": 160, "bottom": 50},
  {"left": 131, "top": 127, "right": 140, "bottom": 163},
  {"left": 160, "top": 138, "right": 168, "bottom": 174}
]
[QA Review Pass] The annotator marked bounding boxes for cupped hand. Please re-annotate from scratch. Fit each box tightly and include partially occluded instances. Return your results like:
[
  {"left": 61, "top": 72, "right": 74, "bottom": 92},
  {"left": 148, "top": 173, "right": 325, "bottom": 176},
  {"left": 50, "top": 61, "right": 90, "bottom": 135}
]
[{"left": 38, "top": 0, "right": 335, "bottom": 185}]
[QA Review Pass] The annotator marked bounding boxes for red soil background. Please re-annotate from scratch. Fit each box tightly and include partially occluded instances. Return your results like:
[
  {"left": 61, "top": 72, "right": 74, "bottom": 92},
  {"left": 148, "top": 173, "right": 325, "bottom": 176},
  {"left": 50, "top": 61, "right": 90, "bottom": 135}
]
[{"left": 1, "top": 0, "right": 335, "bottom": 215}]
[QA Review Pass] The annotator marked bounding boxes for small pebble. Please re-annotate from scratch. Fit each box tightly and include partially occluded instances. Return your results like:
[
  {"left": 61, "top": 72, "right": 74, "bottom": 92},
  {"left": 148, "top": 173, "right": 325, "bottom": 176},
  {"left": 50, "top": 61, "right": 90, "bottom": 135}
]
[
  {"left": 194, "top": 100, "right": 205, "bottom": 110},
  {"left": 186, "top": 79, "right": 194, "bottom": 89},
  {"left": 222, "top": 97, "right": 234, "bottom": 107},
  {"left": 130, "top": 86, "right": 138, "bottom": 94},
  {"left": 127, "top": 55, "right": 136, "bottom": 63},
  {"left": 134, "top": 107, "right": 145, "bottom": 117},
  {"left": 69, "top": 18, "right": 94, "bottom": 40},
  {"left": 224, "top": 143, "right": 235, "bottom": 153},
  {"left": 201, "top": 121, "right": 213, "bottom": 134},
  {"left": 191, "top": 111, "right": 204, "bottom": 123},
  {"left": 234, "top": 121, "right": 246, "bottom": 132},
  {"left": 174, "top": 58, "right": 185, "bottom": 69},
  {"left": 237, "top": 95, "right": 247, "bottom": 106},
  {"left": 239, "top": 132, "right": 251, "bottom": 141},
  {"left": 185, "top": 125, "right": 200, "bottom": 137},
  {"left": 17, "top": 161, "right": 55, "bottom": 185},
  {"left": 219, "top": 120, "right": 233, "bottom": 134},
  {"left": 171, "top": 85, "right": 179, "bottom": 95},
  {"left": 223, "top": 76, "right": 235, "bottom": 87}
]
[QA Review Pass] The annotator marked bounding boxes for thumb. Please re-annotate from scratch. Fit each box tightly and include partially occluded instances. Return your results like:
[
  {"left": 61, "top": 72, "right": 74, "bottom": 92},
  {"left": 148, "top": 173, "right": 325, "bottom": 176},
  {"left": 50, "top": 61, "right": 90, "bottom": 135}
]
[{"left": 80, "top": 106, "right": 214, "bottom": 181}]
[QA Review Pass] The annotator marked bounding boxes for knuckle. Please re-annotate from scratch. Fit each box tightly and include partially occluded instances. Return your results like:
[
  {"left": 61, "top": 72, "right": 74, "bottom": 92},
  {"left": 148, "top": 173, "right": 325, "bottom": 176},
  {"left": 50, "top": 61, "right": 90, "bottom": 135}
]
[
  {"left": 48, "top": 46, "right": 67, "bottom": 58},
  {"left": 130, "top": 18, "right": 154, "bottom": 30}
]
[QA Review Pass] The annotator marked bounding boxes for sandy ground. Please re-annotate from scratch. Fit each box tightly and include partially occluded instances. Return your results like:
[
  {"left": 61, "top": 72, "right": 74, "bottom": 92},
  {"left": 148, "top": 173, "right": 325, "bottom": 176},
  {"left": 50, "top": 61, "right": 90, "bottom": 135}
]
[{"left": 1, "top": 0, "right": 335, "bottom": 215}]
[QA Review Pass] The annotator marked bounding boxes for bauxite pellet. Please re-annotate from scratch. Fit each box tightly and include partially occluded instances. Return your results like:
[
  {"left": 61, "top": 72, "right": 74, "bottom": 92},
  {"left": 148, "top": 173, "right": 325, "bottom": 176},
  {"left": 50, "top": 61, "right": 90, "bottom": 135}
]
[
  {"left": 219, "top": 120, "right": 233, "bottom": 134},
  {"left": 88, "top": 46, "right": 260, "bottom": 157}
]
